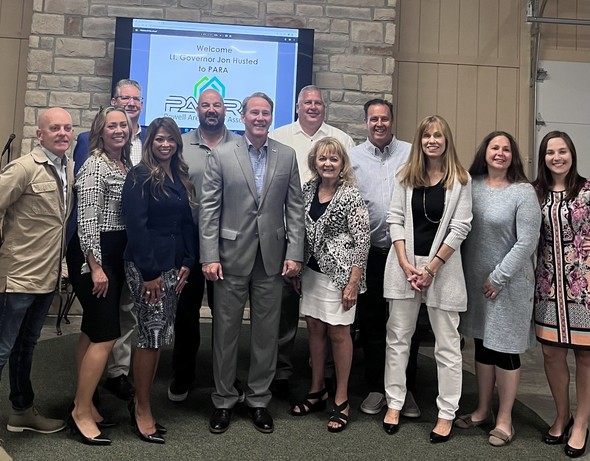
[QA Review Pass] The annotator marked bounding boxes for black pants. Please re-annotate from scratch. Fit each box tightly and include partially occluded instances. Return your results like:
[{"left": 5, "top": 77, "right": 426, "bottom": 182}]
[
  {"left": 171, "top": 263, "right": 214, "bottom": 383},
  {"left": 357, "top": 248, "right": 419, "bottom": 393}
]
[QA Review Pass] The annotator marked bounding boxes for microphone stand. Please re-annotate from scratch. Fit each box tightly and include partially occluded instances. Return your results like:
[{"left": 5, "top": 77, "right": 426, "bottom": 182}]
[{"left": 1, "top": 133, "right": 16, "bottom": 165}]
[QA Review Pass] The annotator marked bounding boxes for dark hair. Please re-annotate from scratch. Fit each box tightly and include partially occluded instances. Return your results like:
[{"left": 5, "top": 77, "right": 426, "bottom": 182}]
[
  {"left": 139, "top": 117, "right": 195, "bottom": 205},
  {"left": 532, "top": 131, "right": 585, "bottom": 203},
  {"left": 468, "top": 131, "right": 528, "bottom": 183},
  {"left": 363, "top": 99, "right": 394, "bottom": 121}
]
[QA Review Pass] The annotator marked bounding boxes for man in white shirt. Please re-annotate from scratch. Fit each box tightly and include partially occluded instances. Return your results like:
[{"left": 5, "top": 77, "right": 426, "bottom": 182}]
[{"left": 268, "top": 85, "right": 355, "bottom": 398}]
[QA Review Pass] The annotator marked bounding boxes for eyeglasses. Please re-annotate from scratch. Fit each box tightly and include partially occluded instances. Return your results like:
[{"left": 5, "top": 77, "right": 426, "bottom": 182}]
[{"left": 116, "top": 96, "right": 143, "bottom": 104}]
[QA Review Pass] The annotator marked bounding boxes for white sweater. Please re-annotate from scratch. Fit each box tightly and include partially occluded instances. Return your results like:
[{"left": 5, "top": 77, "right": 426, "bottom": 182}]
[{"left": 383, "top": 175, "right": 472, "bottom": 311}]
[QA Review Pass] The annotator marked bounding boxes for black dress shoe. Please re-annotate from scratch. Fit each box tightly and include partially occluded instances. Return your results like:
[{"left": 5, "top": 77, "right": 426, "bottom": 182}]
[
  {"left": 430, "top": 430, "right": 451, "bottom": 444},
  {"left": 248, "top": 407, "right": 274, "bottom": 433},
  {"left": 383, "top": 421, "right": 399, "bottom": 435},
  {"left": 269, "top": 379, "right": 290, "bottom": 400},
  {"left": 543, "top": 416, "right": 574, "bottom": 444},
  {"left": 565, "top": 429, "right": 589, "bottom": 458},
  {"left": 209, "top": 409, "right": 232, "bottom": 434},
  {"left": 104, "top": 374, "right": 135, "bottom": 400}
]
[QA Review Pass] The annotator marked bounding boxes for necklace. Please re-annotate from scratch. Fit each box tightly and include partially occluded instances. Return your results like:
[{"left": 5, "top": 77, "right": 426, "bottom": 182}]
[{"left": 422, "top": 186, "right": 444, "bottom": 224}]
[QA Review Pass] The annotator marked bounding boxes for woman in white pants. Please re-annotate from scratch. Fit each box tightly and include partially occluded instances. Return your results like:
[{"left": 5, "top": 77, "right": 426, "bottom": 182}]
[{"left": 382, "top": 115, "right": 472, "bottom": 443}]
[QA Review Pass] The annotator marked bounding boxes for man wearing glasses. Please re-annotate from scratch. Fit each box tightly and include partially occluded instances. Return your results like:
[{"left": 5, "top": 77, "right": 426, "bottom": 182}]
[{"left": 66, "top": 79, "right": 146, "bottom": 403}]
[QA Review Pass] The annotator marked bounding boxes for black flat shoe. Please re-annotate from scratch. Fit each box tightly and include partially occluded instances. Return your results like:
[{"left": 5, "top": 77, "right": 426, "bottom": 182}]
[
  {"left": 382, "top": 421, "right": 399, "bottom": 435},
  {"left": 209, "top": 409, "right": 232, "bottom": 434},
  {"left": 248, "top": 407, "right": 274, "bottom": 433},
  {"left": 430, "top": 430, "right": 451, "bottom": 444},
  {"left": 565, "top": 429, "right": 589, "bottom": 458},
  {"left": 66, "top": 414, "right": 111, "bottom": 446},
  {"left": 543, "top": 416, "right": 574, "bottom": 445}
]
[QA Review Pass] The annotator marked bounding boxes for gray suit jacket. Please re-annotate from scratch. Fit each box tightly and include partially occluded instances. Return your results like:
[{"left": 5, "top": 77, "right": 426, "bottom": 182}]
[{"left": 199, "top": 135, "right": 304, "bottom": 276}]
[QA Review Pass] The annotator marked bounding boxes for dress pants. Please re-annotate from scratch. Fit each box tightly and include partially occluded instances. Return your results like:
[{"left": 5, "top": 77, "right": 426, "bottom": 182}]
[
  {"left": 171, "top": 265, "right": 213, "bottom": 384},
  {"left": 357, "top": 248, "right": 419, "bottom": 393},
  {"left": 275, "top": 278, "right": 300, "bottom": 381},
  {"left": 384, "top": 277, "right": 462, "bottom": 420},
  {"left": 211, "top": 250, "right": 282, "bottom": 409},
  {"left": 106, "top": 284, "right": 136, "bottom": 378}
]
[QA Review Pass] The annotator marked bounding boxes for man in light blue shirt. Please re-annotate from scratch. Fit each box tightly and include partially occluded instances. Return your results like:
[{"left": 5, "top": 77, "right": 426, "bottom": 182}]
[{"left": 349, "top": 99, "right": 421, "bottom": 419}]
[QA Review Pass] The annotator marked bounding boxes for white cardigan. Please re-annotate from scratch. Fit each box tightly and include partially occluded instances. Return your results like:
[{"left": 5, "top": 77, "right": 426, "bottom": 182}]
[{"left": 383, "top": 175, "right": 472, "bottom": 311}]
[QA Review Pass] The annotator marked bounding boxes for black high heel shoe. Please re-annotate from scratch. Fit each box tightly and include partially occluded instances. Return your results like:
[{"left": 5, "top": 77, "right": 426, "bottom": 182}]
[
  {"left": 565, "top": 429, "right": 589, "bottom": 458},
  {"left": 67, "top": 401, "right": 117, "bottom": 429},
  {"left": 66, "top": 413, "right": 112, "bottom": 446},
  {"left": 128, "top": 401, "right": 165, "bottom": 444},
  {"left": 543, "top": 415, "right": 574, "bottom": 444}
]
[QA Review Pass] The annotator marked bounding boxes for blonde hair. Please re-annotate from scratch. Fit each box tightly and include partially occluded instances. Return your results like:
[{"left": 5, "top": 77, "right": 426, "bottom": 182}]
[
  {"left": 398, "top": 115, "right": 468, "bottom": 189},
  {"left": 307, "top": 137, "right": 356, "bottom": 187}
]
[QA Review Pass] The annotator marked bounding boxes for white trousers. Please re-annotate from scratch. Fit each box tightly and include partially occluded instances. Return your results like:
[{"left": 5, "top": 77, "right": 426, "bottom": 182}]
[{"left": 384, "top": 268, "right": 462, "bottom": 420}]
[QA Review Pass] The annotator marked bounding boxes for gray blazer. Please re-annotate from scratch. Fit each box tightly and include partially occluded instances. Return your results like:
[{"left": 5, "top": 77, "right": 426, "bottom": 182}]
[{"left": 199, "top": 136, "right": 305, "bottom": 276}]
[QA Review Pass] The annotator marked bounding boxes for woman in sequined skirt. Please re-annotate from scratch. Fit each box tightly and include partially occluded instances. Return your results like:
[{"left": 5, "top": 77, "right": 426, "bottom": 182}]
[{"left": 122, "top": 117, "right": 196, "bottom": 444}]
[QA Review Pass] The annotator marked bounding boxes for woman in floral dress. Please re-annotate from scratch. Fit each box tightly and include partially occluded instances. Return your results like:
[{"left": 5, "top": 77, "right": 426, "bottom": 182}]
[{"left": 534, "top": 131, "right": 590, "bottom": 458}]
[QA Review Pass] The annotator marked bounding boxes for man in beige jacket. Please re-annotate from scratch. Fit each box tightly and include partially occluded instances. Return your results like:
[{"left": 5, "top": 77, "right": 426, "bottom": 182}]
[{"left": 0, "top": 108, "right": 75, "bottom": 461}]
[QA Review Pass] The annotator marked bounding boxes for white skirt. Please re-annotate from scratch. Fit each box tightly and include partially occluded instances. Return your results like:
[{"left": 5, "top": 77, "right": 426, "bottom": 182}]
[{"left": 300, "top": 268, "right": 356, "bottom": 326}]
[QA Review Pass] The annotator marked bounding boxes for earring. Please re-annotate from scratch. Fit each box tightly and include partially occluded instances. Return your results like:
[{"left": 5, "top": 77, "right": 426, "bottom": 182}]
[{"left": 339, "top": 171, "right": 344, "bottom": 178}]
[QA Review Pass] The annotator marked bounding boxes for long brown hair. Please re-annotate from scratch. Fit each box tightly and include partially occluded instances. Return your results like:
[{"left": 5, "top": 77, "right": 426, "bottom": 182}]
[
  {"left": 140, "top": 117, "right": 195, "bottom": 206},
  {"left": 88, "top": 106, "right": 132, "bottom": 167},
  {"left": 398, "top": 115, "right": 468, "bottom": 189},
  {"left": 468, "top": 131, "right": 528, "bottom": 183},
  {"left": 532, "top": 131, "right": 585, "bottom": 203}
]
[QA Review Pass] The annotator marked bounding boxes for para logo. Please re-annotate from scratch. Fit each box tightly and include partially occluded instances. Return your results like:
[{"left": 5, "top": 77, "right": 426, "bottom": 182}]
[{"left": 164, "top": 76, "right": 241, "bottom": 116}]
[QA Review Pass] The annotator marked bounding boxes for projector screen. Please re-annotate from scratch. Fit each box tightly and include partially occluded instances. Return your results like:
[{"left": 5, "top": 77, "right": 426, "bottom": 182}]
[{"left": 112, "top": 17, "right": 314, "bottom": 132}]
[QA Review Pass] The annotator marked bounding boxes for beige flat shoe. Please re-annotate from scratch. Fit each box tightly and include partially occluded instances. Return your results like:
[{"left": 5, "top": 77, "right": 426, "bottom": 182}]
[
  {"left": 488, "top": 425, "right": 515, "bottom": 447},
  {"left": 454, "top": 412, "right": 495, "bottom": 429}
]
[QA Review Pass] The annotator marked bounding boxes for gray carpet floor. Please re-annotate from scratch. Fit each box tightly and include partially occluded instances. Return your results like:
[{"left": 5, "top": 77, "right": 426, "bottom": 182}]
[{"left": 0, "top": 324, "right": 566, "bottom": 460}]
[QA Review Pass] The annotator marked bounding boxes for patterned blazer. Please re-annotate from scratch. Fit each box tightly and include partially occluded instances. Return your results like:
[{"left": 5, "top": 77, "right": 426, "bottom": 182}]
[{"left": 302, "top": 179, "right": 370, "bottom": 292}]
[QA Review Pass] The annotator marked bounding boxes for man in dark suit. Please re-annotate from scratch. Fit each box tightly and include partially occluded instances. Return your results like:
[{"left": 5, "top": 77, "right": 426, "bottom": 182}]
[
  {"left": 200, "top": 92, "right": 304, "bottom": 434},
  {"left": 67, "top": 79, "right": 146, "bottom": 401}
]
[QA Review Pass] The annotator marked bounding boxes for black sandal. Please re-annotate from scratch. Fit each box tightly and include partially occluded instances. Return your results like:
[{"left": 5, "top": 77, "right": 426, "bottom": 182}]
[
  {"left": 327, "top": 400, "right": 349, "bottom": 432},
  {"left": 290, "top": 388, "right": 328, "bottom": 416}
]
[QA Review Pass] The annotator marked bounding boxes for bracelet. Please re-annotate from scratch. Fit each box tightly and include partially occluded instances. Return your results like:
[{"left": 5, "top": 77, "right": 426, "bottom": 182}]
[
  {"left": 434, "top": 254, "right": 446, "bottom": 264},
  {"left": 423, "top": 265, "right": 435, "bottom": 278}
]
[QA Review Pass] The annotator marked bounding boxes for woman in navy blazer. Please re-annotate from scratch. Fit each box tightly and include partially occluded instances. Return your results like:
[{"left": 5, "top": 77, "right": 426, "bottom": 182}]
[{"left": 122, "top": 117, "right": 196, "bottom": 444}]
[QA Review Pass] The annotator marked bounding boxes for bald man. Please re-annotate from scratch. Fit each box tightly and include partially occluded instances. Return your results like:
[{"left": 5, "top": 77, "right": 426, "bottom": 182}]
[
  {"left": 0, "top": 108, "right": 74, "bottom": 453},
  {"left": 168, "top": 89, "right": 239, "bottom": 402}
]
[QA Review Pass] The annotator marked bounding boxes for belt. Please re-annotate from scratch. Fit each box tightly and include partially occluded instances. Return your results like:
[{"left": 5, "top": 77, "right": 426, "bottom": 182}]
[{"left": 370, "top": 246, "right": 390, "bottom": 255}]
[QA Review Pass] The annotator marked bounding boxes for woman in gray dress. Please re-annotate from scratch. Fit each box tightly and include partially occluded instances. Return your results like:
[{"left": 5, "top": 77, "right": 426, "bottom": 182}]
[{"left": 457, "top": 131, "right": 541, "bottom": 446}]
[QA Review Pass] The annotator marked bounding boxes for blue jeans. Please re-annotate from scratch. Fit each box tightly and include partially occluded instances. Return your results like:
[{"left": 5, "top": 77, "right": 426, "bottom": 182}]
[{"left": 0, "top": 292, "right": 55, "bottom": 410}]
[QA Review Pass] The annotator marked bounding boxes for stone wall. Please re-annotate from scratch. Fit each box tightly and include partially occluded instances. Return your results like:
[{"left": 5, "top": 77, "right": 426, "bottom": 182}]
[{"left": 23, "top": 0, "right": 397, "bottom": 152}]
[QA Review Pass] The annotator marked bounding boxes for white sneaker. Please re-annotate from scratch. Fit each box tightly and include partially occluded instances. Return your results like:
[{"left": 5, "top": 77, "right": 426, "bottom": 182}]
[
  {"left": 360, "top": 392, "right": 386, "bottom": 415},
  {"left": 401, "top": 391, "right": 421, "bottom": 418}
]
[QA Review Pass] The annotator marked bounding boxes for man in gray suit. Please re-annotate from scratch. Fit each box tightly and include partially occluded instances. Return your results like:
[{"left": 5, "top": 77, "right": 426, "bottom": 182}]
[{"left": 200, "top": 92, "right": 304, "bottom": 434}]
